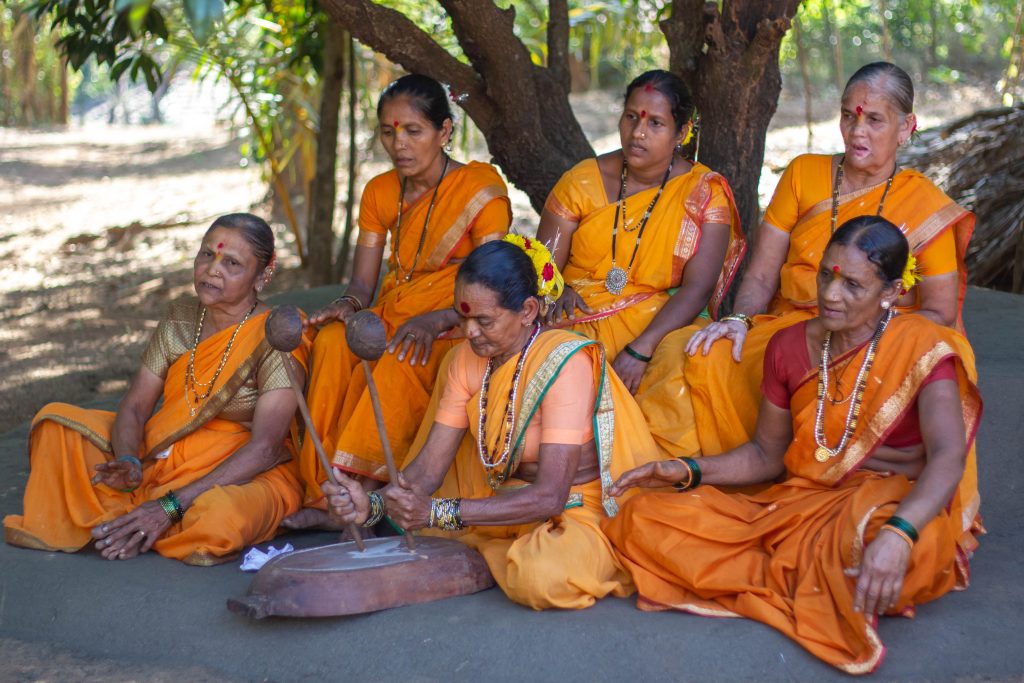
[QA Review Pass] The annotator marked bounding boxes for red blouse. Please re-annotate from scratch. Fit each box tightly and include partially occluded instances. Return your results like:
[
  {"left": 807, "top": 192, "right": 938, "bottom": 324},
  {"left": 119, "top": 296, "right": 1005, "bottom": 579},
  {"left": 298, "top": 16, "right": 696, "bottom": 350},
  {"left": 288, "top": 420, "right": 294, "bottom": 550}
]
[{"left": 762, "top": 320, "right": 956, "bottom": 447}]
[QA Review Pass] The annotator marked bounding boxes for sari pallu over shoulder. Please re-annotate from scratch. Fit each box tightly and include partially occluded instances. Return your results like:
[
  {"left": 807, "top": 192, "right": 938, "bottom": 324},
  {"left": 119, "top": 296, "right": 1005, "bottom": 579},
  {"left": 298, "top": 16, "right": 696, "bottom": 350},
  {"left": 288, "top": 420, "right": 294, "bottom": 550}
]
[{"left": 549, "top": 160, "right": 746, "bottom": 326}]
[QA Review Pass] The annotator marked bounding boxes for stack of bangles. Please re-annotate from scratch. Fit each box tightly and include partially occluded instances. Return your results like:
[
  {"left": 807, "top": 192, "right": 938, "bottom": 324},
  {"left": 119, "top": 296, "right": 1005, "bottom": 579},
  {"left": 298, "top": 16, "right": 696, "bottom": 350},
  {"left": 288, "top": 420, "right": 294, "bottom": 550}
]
[
  {"left": 333, "top": 294, "right": 364, "bottom": 311},
  {"left": 622, "top": 344, "right": 652, "bottom": 363},
  {"left": 880, "top": 515, "right": 919, "bottom": 549},
  {"left": 672, "top": 457, "right": 703, "bottom": 492},
  {"left": 428, "top": 497, "right": 464, "bottom": 531},
  {"left": 720, "top": 312, "right": 753, "bottom": 330},
  {"left": 158, "top": 490, "right": 184, "bottom": 523},
  {"left": 362, "top": 490, "right": 386, "bottom": 528}
]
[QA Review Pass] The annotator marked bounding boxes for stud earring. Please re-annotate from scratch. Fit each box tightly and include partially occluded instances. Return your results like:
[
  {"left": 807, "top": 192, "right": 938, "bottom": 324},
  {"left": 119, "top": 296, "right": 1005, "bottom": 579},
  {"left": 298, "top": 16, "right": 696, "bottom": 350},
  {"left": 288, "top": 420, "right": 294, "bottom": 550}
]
[{"left": 881, "top": 300, "right": 891, "bottom": 310}]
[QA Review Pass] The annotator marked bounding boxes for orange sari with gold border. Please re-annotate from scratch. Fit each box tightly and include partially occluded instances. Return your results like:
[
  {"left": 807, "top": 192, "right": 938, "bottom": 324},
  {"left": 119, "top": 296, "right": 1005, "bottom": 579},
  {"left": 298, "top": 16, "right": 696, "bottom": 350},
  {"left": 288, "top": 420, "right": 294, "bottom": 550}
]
[
  {"left": 605, "top": 314, "right": 982, "bottom": 674},
  {"left": 414, "top": 329, "right": 662, "bottom": 610},
  {"left": 4, "top": 306, "right": 309, "bottom": 565},
  {"left": 642, "top": 154, "right": 975, "bottom": 457},
  {"left": 544, "top": 158, "right": 746, "bottom": 360},
  {"left": 301, "top": 162, "right": 511, "bottom": 498}
]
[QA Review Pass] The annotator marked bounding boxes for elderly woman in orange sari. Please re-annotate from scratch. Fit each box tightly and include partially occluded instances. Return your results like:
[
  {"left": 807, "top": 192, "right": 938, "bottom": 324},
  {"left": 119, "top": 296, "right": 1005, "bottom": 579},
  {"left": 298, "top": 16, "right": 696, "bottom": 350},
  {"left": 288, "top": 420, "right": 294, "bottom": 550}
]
[
  {"left": 322, "top": 239, "right": 661, "bottom": 610},
  {"left": 4, "top": 214, "right": 308, "bottom": 564},
  {"left": 639, "top": 62, "right": 975, "bottom": 459},
  {"left": 287, "top": 75, "right": 511, "bottom": 528},
  {"left": 537, "top": 69, "right": 745, "bottom": 396},
  {"left": 604, "top": 217, "right": 982, "bottom": 674}
]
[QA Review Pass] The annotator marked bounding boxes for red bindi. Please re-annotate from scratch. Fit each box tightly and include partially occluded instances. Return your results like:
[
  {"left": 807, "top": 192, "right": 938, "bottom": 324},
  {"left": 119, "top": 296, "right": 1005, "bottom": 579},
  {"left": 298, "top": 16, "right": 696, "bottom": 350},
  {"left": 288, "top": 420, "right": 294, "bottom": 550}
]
[
  {"left": 392, "top": 120, "right": 399, "bottom": 128},
  {"left": 832, "top": 265, "right": 841, "bottom": 274},
  {"left": 640, "top": 110, "right": 647, "bottom": 119},
  {"left": 643, "top": 83, "right": 653, "bottom": 92},
  {"left": 460, "top": 302, "right": 470, "bottom": 314},
  {"left": 217, "top": 242, "right": 224, "bottom": 250}
]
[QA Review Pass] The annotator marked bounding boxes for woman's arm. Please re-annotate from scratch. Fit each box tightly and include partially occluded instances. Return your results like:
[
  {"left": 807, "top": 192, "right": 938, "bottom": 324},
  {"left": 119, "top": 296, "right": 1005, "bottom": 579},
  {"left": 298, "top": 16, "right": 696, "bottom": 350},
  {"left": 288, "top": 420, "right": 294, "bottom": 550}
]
[
  {"left": 307, "top": 244, "right": 385, "bottom": 326},
  {"left": 609, "top": 398, "right": 792, "bottom": 495},
  {"left": 612, "top": 221, "right": 731, "bottom": 393},
  {"left": 912, "top": 273, "right": 958, "bottom": 327},
  {"left": 93, "top": 365, "right": 165, "bottom": 490},
  {"left": 537, "top": 209, "right": 594, "bottom": 323},
  {"left": 851, "top": 378, "right": 966, "bottom": 614},
  {"left": 686, "top": 222, "right": 791, "bottom": 362}
]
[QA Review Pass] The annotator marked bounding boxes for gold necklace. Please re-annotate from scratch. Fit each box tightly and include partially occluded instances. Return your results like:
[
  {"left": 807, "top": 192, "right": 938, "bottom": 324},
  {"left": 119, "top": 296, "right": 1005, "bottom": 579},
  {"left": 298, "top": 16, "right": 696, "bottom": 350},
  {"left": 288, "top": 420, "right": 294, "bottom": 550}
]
[
  {"left": 605, "top": 157, "right": 673, "bottom": 295},
  {"left": 829, "top": 155, "right": 897, "bottom": 233},
  {"left": 813, "top": 309, "right": 893, "bottom": 462},
  {"left": 184, "top": 301, "right": 258, "bottom": 417},
  {"left": 394, "top": 154, "right": 449, "bottom": 282}
]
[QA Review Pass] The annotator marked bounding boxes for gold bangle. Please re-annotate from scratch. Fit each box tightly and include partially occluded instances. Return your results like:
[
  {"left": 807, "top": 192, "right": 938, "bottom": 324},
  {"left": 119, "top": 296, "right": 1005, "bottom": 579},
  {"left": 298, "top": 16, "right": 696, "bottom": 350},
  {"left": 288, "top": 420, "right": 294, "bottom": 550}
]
[
  {"left": 720, "top": 313, "right": 753, "bottom": 331},
  {"left": 880, "top": 524, "right": 915, "bottom": 550},
  {"left": 671, "top": 459, "right": 694, "bottom": 492},
  {"left": 333, "top": 294, "right": 364, "bottom": 311}
]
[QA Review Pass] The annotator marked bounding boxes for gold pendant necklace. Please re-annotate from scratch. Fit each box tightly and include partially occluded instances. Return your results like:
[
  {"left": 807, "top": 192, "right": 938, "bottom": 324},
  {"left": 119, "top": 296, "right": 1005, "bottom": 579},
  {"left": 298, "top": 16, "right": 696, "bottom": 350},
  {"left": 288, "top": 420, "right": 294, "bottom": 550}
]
[
  {"left": 606, "top": 157, "right": 673, "bottom": 295},
  {"left": 394, "top": 154, "right": 449, "bottom": 282},
  {"left": 184, "top": 301, "right": 258, "bottom": 417},
  {"left": 829, "top": 155, "right": 897, "bottom": 233}
]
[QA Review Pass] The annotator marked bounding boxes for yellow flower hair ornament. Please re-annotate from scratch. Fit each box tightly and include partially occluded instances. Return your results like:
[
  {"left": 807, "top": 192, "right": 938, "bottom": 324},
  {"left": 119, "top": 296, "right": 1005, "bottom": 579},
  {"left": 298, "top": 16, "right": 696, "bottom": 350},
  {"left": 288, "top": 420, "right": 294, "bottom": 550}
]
[
  {"left": 901, "top": 253, "right": 921, "bottom": 293},
  {"left": 502, "top": 233, "right": 565, "bottom": 304}
]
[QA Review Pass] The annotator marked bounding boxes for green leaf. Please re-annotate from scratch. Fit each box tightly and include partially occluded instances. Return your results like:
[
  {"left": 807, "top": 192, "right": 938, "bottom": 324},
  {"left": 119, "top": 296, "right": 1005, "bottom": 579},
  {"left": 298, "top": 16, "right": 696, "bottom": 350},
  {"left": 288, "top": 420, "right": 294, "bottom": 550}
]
[
  {"left": 183, "top": 0, "right": 225, "bottom": 45},
  {"left": 113, "top": 0, "right": 146, "bottom": 13},
  {"left": 127, "top": 1, "right": 152, "bottom": 36},
  {"left": 110, "top": 56, "right": 133, "bottom": 81}
]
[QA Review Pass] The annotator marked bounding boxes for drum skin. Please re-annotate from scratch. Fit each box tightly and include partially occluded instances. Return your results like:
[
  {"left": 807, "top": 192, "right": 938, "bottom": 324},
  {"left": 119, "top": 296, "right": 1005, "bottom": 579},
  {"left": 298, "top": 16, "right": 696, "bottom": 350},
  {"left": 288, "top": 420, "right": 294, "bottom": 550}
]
[{"left": 227, "top": 537, "right": 495, "bottom": 618}]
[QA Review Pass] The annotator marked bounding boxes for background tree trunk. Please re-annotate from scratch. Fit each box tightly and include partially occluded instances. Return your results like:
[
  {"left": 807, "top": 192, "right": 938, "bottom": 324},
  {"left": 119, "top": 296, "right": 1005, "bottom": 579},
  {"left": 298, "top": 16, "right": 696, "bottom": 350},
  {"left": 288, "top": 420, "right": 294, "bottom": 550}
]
[
  {"left": 336, "top": 32, "right": 360, "bottom": 281},
  {"left": 664, "top": 0, "right": 801, "bottom": 238},
  {"left": 306, "top": 18, "right": 347, "bottom": 286},
  {"left": 822, "top": 0, "right": 844, "bottom": 93},
  {"left": 793, "top": 14, "right": 814, "bottom": 150},
  {"left": 877, "top": 0, "right": 892, "bottom": 62}
]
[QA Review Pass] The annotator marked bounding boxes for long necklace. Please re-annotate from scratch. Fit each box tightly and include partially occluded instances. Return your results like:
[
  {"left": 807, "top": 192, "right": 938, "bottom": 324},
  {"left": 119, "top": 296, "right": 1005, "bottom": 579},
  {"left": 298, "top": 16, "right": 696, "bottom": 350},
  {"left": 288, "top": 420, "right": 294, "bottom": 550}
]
[
  {"left": 184, "top": 301, "right": 258, "bottom": 417},
  {"left": 813, "top": 309, "right": 893, "bottom": 463},
  {"left": 394, "top": 154, "right": 449, "bottom": 282},
  {"left": 605, "top": 157, "right": 673, "bottom": 295},
  {"left": 830, "top": 155, "right": 897, "bottom": 233},
  {"left": 827, "top": 354, "right": 857, "bottom": 405},
  {"left": 476, "top": 322, "right": 542, "bottom": 489}
]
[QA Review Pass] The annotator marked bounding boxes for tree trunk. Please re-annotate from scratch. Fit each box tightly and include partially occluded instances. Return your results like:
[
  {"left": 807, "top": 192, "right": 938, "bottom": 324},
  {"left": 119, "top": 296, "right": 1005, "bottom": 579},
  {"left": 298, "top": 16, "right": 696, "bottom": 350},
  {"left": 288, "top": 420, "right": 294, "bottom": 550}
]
[
  {"left": 877, "top": 0, "right": 892, "bottom": 62},
  {"left": 306, "top": 18, "right": 347, "bottom": 286},
  {"left": 318, "top": 0, "right": 593, "bottom": 211},
  {"left": 928, "top": 1, "right": 939, "bottom": 70},
  {"left": 664, "top": 0, "right": 802, "bottom": 238},
  {"left": 793, "top": 14, "right": 813, "bottom": 150},
  {"left": 335, "top": 32, "right": 360, "bottom": 281}
]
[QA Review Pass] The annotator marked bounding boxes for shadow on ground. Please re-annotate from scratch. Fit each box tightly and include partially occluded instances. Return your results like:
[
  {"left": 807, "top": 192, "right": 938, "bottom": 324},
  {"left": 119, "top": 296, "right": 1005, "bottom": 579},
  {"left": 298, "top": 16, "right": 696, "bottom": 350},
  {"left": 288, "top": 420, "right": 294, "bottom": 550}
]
[{"left": 0, "top": 286, "right": 1021, "bottom": 682}]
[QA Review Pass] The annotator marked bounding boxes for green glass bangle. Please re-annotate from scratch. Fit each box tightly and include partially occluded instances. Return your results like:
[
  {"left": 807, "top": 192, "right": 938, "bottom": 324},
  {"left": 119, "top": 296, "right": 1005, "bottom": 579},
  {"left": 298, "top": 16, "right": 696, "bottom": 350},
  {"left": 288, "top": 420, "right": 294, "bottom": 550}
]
[
  {"left": 623, "top": 344, "right": 653, "bottom": 363},
  {"left": 672, "top": 457, "right": 703, "bottom": 491},
  {"left": 117, "top": 455, "right": 143, "bottom": 469},
  {"left": 884, "top": 515, "right": 918, "bottom": 543}
]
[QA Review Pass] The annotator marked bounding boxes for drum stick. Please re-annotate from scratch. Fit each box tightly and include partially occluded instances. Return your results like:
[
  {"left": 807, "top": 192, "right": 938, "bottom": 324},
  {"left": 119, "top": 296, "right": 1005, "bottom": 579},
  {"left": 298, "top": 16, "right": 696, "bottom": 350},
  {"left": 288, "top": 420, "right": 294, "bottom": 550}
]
[
  {"left": 279, "top": 351, "right": 365, "bottom": 552},
  {"left": 361, "top": 359, "right": 416, "bottom": 551}
]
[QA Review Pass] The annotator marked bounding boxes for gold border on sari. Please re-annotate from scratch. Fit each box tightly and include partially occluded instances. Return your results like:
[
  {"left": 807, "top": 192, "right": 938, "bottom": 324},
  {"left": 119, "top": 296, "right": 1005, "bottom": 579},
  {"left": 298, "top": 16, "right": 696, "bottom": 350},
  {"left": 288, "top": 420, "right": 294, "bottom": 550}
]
[{"left": 422, "top": 183, "right": 509, "bottom": 272}]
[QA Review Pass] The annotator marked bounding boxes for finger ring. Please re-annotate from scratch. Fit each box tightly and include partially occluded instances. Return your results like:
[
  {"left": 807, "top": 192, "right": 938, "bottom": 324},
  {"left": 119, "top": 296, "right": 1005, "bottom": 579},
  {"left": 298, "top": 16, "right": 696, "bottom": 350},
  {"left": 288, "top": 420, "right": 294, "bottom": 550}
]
[
  {"left": 405, "top": 333, "right": 416, "bottom": 339},
  {"left": 138, "top": 530, "right": 146, "bottom": 537}
]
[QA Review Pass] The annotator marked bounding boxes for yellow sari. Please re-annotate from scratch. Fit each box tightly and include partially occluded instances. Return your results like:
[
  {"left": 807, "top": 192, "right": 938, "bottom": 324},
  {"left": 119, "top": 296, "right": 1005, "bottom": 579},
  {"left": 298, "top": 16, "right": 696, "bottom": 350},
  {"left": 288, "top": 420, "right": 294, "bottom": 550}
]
[
  {"left": 414, "top": 329, "right": 662, "bottom": 610},
  {"left": 544, "top": 158, "right": 746, "bottom": 360},
  {"left": 605, "top": 314, "right": 982, "bottom": 673},
  {"left": 300, "top": 161, "right": 510, "bottom": 499},
  {"left": 641, "top": 153, "right": 975, "bottom": 457},
  {"left": 4, "top": 301, "right": 309, "bottom": 565}
]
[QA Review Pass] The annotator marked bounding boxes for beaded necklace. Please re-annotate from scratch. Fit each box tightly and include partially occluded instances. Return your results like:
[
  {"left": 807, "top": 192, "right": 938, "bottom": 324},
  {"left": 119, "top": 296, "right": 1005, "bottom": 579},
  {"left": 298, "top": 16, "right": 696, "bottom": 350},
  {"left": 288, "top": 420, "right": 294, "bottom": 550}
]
[
  {"left": 184, "top": 301, "right": 258, "bottom": 417},
  {"left": 813, "top": 309, "right": 893, "bottom": 463},
  {"left": 394, "top": 154, "right": 449, "bottom": 282},
  {"left": 830, "top": 155, "right": 896, "bottom": 233},
  {"left": 605, "top": 157, "right": 673, "bottom": 295},
  {"left": 476, "top": 322, "right": 542, "bottom": 489}
]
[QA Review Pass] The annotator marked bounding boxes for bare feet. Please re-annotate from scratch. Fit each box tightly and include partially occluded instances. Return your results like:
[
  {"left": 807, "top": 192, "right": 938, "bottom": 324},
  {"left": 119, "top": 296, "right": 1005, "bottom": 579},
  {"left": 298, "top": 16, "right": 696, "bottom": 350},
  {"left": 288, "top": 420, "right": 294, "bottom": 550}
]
[{"left": 280, "top": 507, "right": 345, "bottom": 531}]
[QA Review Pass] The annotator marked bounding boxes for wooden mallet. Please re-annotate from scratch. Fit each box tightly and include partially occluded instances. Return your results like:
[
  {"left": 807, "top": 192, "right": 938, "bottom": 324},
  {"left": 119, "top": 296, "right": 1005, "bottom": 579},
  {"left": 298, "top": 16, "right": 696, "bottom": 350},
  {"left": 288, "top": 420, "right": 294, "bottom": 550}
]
[
  {"left": 264, "top": 305, "right": 365, "bottom": 552},
  {"left": 345, "top": 310, "right": 416, "bottom": 551}
]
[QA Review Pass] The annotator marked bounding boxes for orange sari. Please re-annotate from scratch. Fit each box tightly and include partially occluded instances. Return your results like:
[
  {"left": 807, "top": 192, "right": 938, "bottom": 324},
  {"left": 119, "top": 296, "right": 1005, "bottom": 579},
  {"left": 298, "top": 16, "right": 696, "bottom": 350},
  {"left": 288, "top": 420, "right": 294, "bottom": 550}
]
[
  {"left": 301, "top": 162, "right": 510, "bottom": 498},
  {"left": 604, "top": 314, "right": 982, "bottom": 673},
  {"left": 544, "top": 158, "right": 745, "bottom": 360},
  {"left": 4, "top": 303, "right": 309, "bottom": 565},
  {"left": 414, "top": 329, "right": 662, "bottom": 610},
  {"left": 643, "top": 153, "right": 975, "bottom": 457}
]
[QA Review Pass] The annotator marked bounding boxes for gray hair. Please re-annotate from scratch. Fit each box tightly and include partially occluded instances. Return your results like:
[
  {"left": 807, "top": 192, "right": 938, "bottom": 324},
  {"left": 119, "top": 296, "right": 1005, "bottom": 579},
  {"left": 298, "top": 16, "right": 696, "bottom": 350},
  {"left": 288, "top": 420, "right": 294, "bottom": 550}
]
[{"left": 842, "top": 62, "right": 914, "bottom": 115}]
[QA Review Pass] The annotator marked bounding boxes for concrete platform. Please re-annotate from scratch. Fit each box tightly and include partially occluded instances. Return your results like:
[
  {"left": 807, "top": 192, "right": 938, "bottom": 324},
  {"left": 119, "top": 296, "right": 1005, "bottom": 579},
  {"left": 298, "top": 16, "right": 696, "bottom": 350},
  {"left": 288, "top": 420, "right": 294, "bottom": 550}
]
[{"left": 1, "top": 286, "right": 1021, "bottom": 682}]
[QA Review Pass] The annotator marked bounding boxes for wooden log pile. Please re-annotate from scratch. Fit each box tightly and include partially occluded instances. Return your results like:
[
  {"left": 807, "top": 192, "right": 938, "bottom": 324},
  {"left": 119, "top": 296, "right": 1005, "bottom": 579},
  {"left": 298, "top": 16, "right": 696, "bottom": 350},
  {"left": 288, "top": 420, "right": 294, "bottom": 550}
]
[{"left": 898, "top": 105, "right": 1024, "bottom": 292}]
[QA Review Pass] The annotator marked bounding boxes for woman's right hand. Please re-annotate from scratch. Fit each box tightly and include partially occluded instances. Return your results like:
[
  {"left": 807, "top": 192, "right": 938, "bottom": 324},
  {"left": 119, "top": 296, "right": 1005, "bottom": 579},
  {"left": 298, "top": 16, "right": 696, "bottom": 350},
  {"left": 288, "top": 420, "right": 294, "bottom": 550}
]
[
  {"left": 608, "top": 459, "right": 689, "bottom": 497},
  {"left": 685, "top": 319, "right": 749, "bottom": 362},
  {"left": 91, "top": 458, "right": 143, "bottom": 491},
  {"left": 307, "top": 299, "right": 359, "bottom": 328},
  {"left": 545, "top": 285, "right": 593, "bottom": 324},
  {"left": 322, "top": 468, "right": 370, "bottom": 525}
]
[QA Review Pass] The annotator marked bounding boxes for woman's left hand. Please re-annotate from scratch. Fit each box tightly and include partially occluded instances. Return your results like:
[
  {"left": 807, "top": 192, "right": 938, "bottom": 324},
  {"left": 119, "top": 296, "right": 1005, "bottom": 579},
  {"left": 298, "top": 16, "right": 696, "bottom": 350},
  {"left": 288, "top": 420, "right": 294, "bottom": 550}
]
[
  {"left": 845, "top": 529, "right": 912, "bottom": 615},
  {"left": 381, "top": 473, "right": 431, "bottom": 530},
  {"left": 387, "top": 311, "right": 450, "bottom": 366},
  {"left": 91, "top": 502, "right": 172, "bottom": 560},
  {"left": 611, "top": 342, "right": 653, "bottom": 394},
  {"left": 608, "top": 459, "right": 689, "bottom": 497}
]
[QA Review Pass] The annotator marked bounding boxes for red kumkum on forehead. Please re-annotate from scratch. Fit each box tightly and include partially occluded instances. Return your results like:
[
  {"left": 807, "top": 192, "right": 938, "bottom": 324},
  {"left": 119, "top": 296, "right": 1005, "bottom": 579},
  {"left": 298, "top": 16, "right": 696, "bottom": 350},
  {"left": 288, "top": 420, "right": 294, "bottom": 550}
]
[
  {"left": 643, "top": 82, "right": 654, "bottom": 92},
  {"left": 640, "top": 110, "right": 647, "bottom": 119},
  {"left": 217, "top": 242, "right": 224, "bottom": 250},
  {"left": 392, "top": 120, "right": 400, "bottom": 128},
  {"left": 855, "top": 105, "right": 864, "bottom": 116},
  {"left": 460, "top": 301, "right": 470, "bottom": 313}
]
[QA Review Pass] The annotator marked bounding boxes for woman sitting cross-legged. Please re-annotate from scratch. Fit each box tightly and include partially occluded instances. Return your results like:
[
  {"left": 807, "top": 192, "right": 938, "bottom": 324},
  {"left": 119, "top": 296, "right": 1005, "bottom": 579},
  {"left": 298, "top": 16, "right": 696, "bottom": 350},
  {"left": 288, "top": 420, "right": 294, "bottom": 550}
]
[
  {"left": 603, "top": 216, "right": 982, "bottom": 673},
  {"left": 323, "top": 237, "right": 662, "bottom": 610},
  {"left": 4, "top": 213, "right": 308, "bottom": 565}
]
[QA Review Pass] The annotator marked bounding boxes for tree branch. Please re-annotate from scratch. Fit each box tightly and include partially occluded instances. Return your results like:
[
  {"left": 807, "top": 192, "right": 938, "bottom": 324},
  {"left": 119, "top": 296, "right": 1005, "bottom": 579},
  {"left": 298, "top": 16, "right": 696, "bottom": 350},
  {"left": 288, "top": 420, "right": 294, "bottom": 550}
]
[
  {"left": 317, "top": 0, "right": 497, "bottom": 124},
  {"left": 661, "top": 0, "right": 709, "bottom": 78},
  {"left": 547, "top": 0, "right": 570, "bottom": 90}
]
